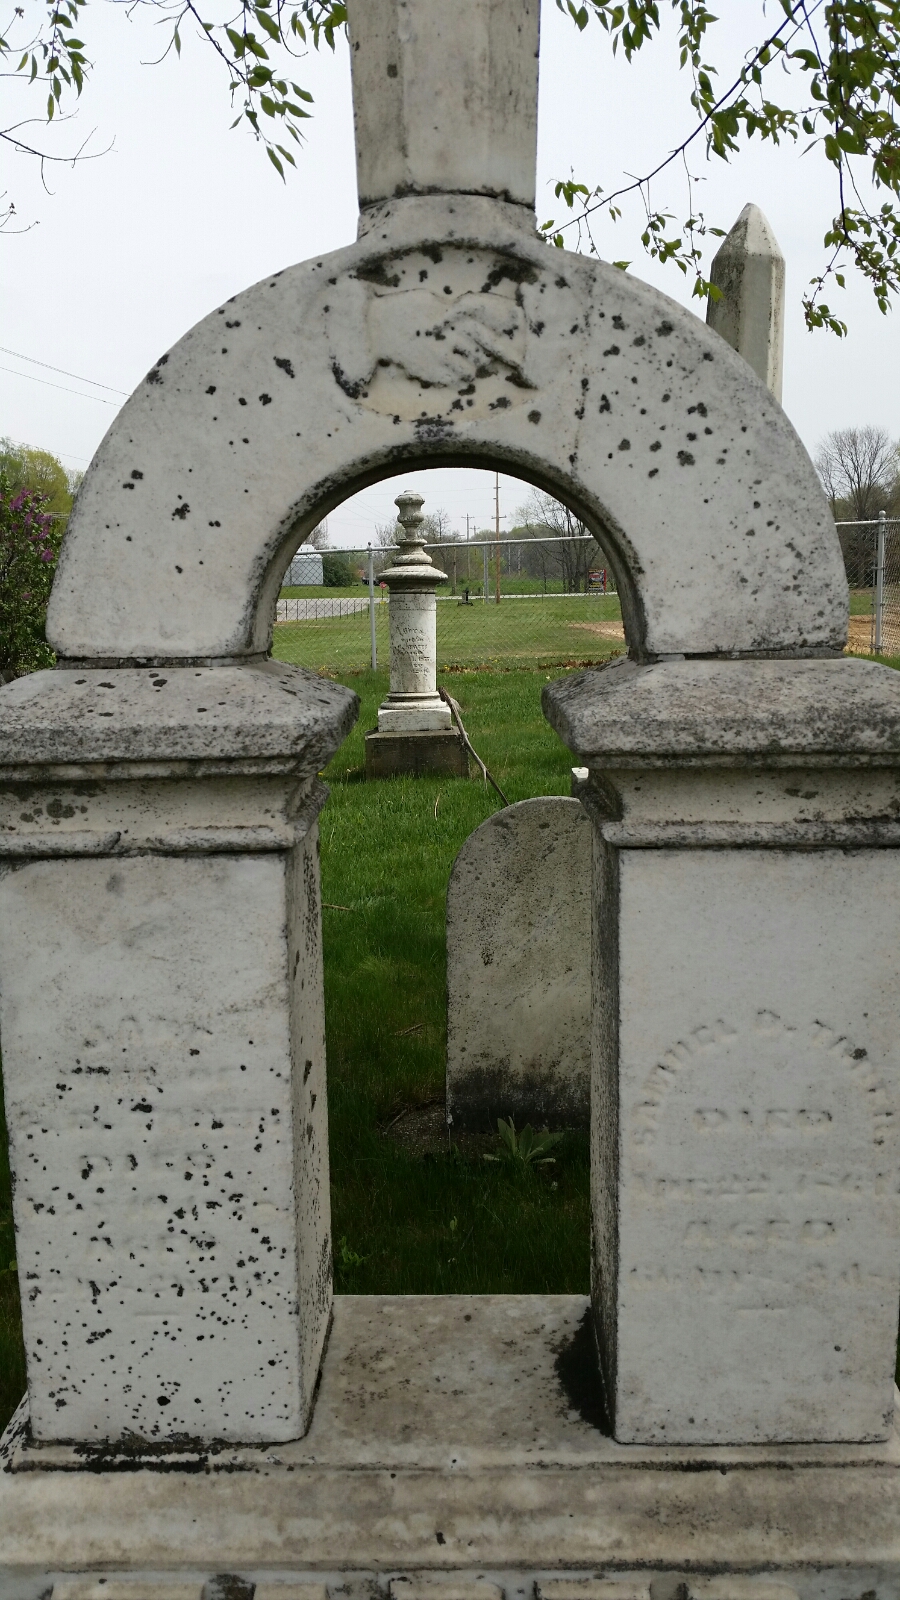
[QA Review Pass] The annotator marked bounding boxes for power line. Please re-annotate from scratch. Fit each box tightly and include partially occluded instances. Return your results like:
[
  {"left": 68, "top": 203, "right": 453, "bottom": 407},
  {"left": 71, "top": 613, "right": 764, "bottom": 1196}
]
[
  {"left": 2, "top": 434, "right": 89, "bottom": 467},
  {"left": 0, "top": 346, "right": 129, "bottom": 397},
  {"left": 0, "top": 363, "right": 120, "bottom": 405}
]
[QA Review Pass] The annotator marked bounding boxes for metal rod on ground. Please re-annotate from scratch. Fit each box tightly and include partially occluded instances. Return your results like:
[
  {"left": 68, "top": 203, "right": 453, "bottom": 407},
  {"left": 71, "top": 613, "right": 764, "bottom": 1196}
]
[
  {"left": 871, "top": 515, "right": 877, "bottom": 659},
  {"left": 368, "top": 542, "right": 377, "bottom": 670},
  {"left": 439, "top": 688, "right": 509, "bottom": 807}
]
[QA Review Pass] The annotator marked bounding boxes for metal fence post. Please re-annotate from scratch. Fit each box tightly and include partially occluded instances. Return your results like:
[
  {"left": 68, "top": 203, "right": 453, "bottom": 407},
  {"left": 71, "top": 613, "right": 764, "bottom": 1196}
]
[
  {"left": 483, "top": 545, "right": 488, "bottom": 605},
  {"left": 876, "top": 510, "right": 886, "bottom": 655},
  {"left": 368, "top": 541, "right": 377, "bottom": 670}
]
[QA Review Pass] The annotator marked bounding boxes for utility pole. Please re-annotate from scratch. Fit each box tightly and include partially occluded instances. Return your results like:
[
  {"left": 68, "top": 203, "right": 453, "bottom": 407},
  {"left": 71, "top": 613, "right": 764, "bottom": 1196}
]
[{"left": 494, "top": 471, "right": 501, "bottom": 605}]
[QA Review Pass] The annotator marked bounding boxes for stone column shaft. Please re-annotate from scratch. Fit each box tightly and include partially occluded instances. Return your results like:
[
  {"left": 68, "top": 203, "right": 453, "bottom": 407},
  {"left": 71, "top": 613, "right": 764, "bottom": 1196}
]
[{"left": 0, "top": 662, "right": 357, "bottom": 1445}]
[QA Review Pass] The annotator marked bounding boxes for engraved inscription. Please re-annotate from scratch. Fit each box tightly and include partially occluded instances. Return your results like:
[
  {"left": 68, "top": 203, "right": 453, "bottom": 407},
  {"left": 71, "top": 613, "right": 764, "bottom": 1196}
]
[{"left": 622, "top": 1009, "right": 896, "bottom": 1317}]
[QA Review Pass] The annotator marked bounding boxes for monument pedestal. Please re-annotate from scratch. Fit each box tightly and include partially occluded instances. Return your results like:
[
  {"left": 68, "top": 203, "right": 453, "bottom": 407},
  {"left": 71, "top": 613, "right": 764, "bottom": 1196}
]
[
  {"left": 365, "top": 727, "right": 468, "bottom": 779},
  {"left": 545, "top": 655, "right": 900, "bottom": 1447},
  {"left": 2, "top": 1295, "right": 899, "bottom": 1597}
]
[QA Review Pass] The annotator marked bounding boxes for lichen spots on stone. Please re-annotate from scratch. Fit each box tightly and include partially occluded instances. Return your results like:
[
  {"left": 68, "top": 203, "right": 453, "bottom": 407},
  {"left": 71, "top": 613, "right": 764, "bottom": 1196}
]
[
  {"left": 677, "top": 451, "right": 695, "bottom": 467},
  {"left": 206, "top": 386, "right": 217, "bottom": 395},
  {"left": 656, "top": 321, "right": 674, "bottom": 336},
  {"left": 259, "top": 394, "right": 272, "bottom": 406},
  {"left": 603, "top": 346, "right": 620, "bottom": 358},
  {"left": 618, "top": 439, "right": 631, "bottom": 452},
  {"left": 528, "top": 410, "right": 541, "bottom": 424},
  {"left": 274, "top": 357, "right": 295, "bottom": 379}
]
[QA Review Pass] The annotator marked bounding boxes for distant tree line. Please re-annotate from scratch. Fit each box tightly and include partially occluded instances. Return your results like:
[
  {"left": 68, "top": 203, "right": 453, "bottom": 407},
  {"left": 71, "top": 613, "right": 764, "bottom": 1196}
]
[{"left": 815, "top": 427, "right": 900, "bottom": 590}]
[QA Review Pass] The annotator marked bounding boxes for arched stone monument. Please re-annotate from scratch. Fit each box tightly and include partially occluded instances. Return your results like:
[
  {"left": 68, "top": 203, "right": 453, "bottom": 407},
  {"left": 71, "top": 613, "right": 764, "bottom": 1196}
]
[{"left": 1, "top": 0, "right": 900, "bottom": 1591}]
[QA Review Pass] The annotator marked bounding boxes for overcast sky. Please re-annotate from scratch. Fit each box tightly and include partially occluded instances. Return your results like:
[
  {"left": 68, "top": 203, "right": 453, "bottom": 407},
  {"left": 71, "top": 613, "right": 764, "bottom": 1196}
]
[{"left": 1, "top": 1, "right": 896, "bottom": 546}]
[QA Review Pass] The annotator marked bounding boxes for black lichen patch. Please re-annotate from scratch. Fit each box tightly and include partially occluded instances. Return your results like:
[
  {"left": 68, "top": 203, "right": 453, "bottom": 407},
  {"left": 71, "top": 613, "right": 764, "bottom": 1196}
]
[
  {"left": 331, "top": 360, "right": 366, "bottom": 400},
  {"left": 356, "top": 260, "right": 402, "bottom": 288},
  {"left": 131, "top": 469, "right": 144, "bottom": 480},
  {"left": 528, "top": 410, "right": 541, "bottom": 424},
  {"left": 603, "top": 345, "right": 620, "bottom": 358},
  {"left": 481, "top": 257, "right": 538, "bottom": 292},
  {"left": 677, "top": 450, "right": 695, "bottom": 467},
  {"left": 414, "top": 415, "right": 456, "bottom": 441},
  {"left": 171, "top": 503, "right": 191, "bottom": 520},
  {"left": 554, "top": 1308, "right": 609, "bottom": 1432},
  {"left": 618, "top": 438, "right": 631, "bottom": 451},
  {"left": 656, "top": 320, "right": 674, "bottom": 336},
  {"left": 612, "top": 314, "right": 625, "bottom": 330},
  {"left": 206, "top": 386, "right": 217, "bottom": 395},
  {"left": 274, "top": 357, "right": 296, "bottom": 379},
  {"left": 598, "top": 394, "right": 611, "bottom": 414},
  {"left": 258, "top": 393, "right": 272, "bottom": 406}
]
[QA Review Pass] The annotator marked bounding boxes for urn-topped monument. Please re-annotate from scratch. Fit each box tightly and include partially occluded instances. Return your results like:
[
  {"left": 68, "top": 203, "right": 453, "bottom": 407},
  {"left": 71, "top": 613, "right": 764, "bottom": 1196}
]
[{"left": 365, "top": 492, "right": 468, "bottom": 777}]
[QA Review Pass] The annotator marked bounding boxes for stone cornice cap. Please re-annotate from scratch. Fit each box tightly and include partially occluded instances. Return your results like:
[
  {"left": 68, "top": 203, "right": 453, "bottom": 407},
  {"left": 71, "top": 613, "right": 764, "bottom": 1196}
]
[
  {"left": 0, "top": 661, "right": 358, "bottom": 770},
  {"left": 347, "top": 0, "right": 539, "bottom": 216},
  {"left": 543, "top": 656, "right": 900, "bottom": 764}
]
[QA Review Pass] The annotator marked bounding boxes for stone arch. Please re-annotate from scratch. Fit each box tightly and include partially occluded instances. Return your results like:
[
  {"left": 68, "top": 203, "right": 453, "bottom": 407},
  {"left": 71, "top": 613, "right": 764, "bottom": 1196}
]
[{"left": 48, "top": 199, "right": 846, "bottom": 666}]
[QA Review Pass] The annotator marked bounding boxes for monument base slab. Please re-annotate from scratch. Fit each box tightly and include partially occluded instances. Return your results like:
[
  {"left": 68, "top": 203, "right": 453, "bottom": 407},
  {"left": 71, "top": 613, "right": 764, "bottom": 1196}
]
[
  {"left": 2, "top": 1296, "right": 900, "bottom": 1599},
  {"left": 365, "top": 730, "right": 468, "bottom": 779}
]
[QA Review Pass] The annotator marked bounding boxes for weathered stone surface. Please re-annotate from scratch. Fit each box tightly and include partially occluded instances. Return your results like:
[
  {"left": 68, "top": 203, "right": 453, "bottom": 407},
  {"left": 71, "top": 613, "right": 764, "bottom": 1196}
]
[
  {"left": 0, "top": 660, "right": 355, "bottom": 1448},
  {"left": 52, "top": 1583, "right": 203, "bottom": 1600},
  {"left": 0, "top": 826, "right": 332, "bottom": 1443},
  {"left": 0, "top": 661, "right": 358, "bottom": 772},
  {"left": 2, "top": 1297, "right": 900, "bottom": 1591},
  {"left": 606, "top": 849, "right": 900, "bottom": 1444},
  {"left": 365, "top": 728, "right": 467, "bottom": 778},
  {"left": 46, "top": 202, "right": 845, "bottom": 663},
  {"left": 446, "top": 798, "right": 591, "bottom": 1130},
  {"left": 546, "top": 655, "right": 900, "bottom": 1444},
  {"left": 543, "top": 654, "right": 900, "bottom": 763},
  {"left": 254, "top": 1586, "right": 328, "bottom": 1600},
  {"left": 347, "top": 0, "right": 540, "bottom": 214},
  {"left": 707, "top": 203, "right": 785, "bottom": 402}
]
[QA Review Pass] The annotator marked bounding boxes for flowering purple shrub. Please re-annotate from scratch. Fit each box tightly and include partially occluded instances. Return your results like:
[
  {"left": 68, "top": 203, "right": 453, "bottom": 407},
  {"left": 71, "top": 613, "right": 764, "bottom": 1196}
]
[{"left": 0, "top": 471, "right": 63, "bottom": 682}]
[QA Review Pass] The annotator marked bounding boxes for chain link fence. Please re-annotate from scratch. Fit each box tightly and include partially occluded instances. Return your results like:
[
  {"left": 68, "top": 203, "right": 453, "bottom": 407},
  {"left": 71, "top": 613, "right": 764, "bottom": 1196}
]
[
  {"left": 838, "top": 515, "right": 900, "bottom": 657},
  {"left": 274, "top": 535, "right": 624, "bottom": 674}
]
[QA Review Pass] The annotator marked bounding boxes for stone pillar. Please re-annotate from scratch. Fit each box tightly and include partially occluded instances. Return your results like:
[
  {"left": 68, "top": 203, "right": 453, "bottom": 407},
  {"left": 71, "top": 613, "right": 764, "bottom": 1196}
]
[
  {"left": 347, "top": 0, "right": 540, "bottom": 220},
  {"left": 706, "top": 202, "right": 785, "bottom": 402},
  {"left": 0, "top": 662, "right": 357, "bottom": 1444},
  {"left": 544, "top": 655, "right": 900, "bottom": 1446},
  {"left": 365, "top": 494, "right": 467, "bottom": 778}
]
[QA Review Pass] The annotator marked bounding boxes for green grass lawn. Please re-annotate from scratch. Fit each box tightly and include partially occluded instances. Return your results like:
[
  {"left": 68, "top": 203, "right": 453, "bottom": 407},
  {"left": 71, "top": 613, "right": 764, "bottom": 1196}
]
[
  {"left": 276, "top": 592, "right": 623, "bottom": 674},
  {"left": 307, "top": 668, "right": 599, "bottom": 1297}
]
